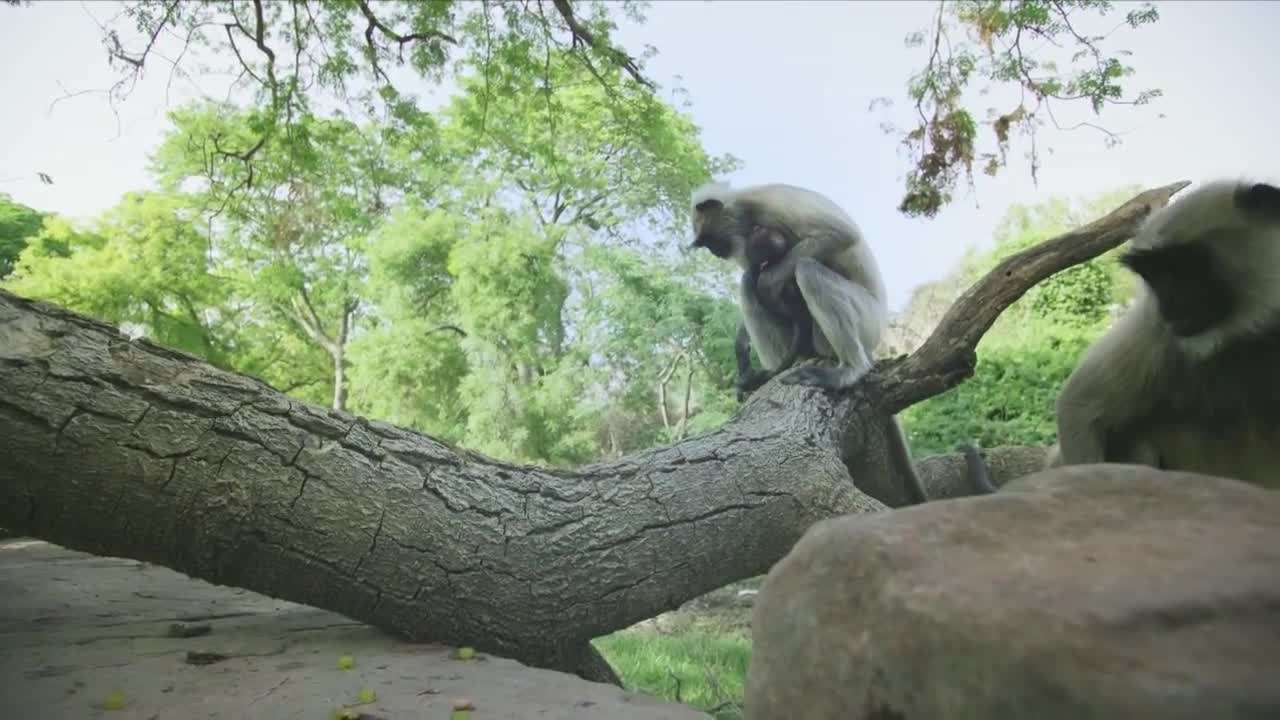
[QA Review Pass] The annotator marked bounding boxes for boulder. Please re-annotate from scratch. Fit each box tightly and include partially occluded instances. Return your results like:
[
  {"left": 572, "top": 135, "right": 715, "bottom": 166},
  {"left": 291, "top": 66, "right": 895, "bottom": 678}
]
[{"left": 745, "top": 464, "right": 1280, "bottom": 720}]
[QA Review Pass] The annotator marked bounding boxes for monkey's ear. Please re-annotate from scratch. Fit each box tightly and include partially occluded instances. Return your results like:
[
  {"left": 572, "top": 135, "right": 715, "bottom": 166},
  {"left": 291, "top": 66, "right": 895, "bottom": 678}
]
[
  {"left": 692, "top": 181, "right": 732, "bottom": 211},
  {"left": 1234, "top": 182, "right": 1280, "bottom": 222}
]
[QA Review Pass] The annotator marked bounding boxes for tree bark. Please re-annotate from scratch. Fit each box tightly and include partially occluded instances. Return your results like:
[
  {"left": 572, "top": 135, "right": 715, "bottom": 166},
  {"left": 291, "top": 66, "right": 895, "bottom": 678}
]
[{"left": 0, "top": 181, "right": 1187, "bottom": 683}]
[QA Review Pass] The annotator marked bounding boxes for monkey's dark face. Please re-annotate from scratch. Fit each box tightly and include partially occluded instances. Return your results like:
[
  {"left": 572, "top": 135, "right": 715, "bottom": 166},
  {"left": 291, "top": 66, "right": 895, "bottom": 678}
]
[
  {"left": 1122, "top": 181, "right": 1280, "bottom": 339},
  {"left": 692, "top": 225, "right": 736, "bottom": 260},
  {"left": 1122, "top": 243, "right": 1235, "bottom": 337},
  {"left": 691, "top": 199, "right": 743, "bottom": 261}
]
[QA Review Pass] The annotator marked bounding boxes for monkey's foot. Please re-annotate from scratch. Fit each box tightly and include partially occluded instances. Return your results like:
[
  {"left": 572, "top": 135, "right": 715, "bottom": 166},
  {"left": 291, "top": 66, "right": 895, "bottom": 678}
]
[{"left": 778, "top": 365, "right": 867, "bottom": 390}]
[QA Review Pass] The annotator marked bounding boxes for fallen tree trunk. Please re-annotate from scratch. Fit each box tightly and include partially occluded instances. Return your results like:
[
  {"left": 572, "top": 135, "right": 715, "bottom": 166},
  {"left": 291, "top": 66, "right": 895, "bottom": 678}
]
[{"left": 0, "top": 181, "right": 1187, "bottom": 682}]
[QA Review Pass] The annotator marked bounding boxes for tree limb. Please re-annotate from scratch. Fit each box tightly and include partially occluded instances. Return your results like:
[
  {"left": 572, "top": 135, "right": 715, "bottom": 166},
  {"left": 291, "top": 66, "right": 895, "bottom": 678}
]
[
  {"left": 0, "top": 289, "right": 883, "bottom": 681},
  {"left": 423, "top": 324, "right": 467, "bottom": 339},
  {"left": 549, "top": 0, "right": 654, "bottom": 90},
  {"left": 105, "top": 0, "right": 181, "bottom": 70},
  {"left": 354, "top": 0, "right": 457, "bottom": 49},
  {"left": 353, "top": 0, "right": 458, "bottom": 87}
]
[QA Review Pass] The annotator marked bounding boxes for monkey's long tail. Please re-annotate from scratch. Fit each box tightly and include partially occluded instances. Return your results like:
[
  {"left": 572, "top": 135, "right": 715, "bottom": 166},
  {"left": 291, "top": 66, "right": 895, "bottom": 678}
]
[
  {"left": 884, "top": 417, "right": 930, "bottom": 506},
  {"left": 962, "top": 443, "right": 998, "bottom": 494}
]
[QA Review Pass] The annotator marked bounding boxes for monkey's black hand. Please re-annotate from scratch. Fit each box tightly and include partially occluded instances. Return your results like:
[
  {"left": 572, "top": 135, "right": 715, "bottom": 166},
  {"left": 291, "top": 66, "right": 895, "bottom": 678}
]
[{"left": 736, "top": 369, "right": 774, "bottom": 402}]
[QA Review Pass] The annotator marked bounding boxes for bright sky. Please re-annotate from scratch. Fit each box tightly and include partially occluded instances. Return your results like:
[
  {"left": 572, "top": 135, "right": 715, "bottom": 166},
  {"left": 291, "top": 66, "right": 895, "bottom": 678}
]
[{"left": 2, "top": 1, "right": 1277, "bottom": 310}]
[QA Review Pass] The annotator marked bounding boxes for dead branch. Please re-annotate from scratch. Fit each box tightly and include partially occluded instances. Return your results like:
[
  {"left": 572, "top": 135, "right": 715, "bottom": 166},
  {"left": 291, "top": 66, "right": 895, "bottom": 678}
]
[{"left": 869, "top": 180, "right": 1189, "bottom": 414}]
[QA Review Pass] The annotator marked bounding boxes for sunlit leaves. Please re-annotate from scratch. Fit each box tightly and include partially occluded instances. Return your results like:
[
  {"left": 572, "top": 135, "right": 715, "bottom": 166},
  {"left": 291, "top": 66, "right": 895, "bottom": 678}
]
[
  {"left": 0, "top": 193, "right": 44, "bottom": 278},
  {"left": 100, "top": 0, "right": 657, "bottom": 211},
  {"left": 42, "top": 0, "right": 744, "bottom": 464},
  {"left": 442, "top": 48, "right": 733, "bottom": 241},
  {"left": 5, "top": 193, "right": 236, "bottom": 365},
  {"left": 885, "top": 0, "right": 1162, "bottom": 217}
]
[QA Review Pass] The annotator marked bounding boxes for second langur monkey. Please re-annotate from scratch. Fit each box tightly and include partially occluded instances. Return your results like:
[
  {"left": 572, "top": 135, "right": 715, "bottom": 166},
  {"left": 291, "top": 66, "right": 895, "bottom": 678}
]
[
  {"left": 1047, "top": 179, "right": 1280, "bottom": 488},
  {"left": 689, "top": 181, "right": 935, "bottom": 505}
]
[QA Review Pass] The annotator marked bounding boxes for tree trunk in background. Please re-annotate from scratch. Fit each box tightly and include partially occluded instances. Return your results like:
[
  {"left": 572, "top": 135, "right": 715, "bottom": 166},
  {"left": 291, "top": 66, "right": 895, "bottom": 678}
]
[
  {"left": 0, "top": 182, "right": 1188, "bottom": 684},
  {"left": 332, "top": 347, "right": 348, "bottom": 411}
]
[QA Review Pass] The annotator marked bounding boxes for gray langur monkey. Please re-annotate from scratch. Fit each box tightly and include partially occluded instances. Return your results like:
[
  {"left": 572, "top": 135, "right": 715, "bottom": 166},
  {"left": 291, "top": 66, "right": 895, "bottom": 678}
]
[
  {"left": 689, "top": 182, "right": 890, "bottom": 391},
  {"left": 1045, "top": 179, "right": 1280, "bottom": 488},
  {"left": 689, "top": 181, "right": 938, "bottom": 505}
]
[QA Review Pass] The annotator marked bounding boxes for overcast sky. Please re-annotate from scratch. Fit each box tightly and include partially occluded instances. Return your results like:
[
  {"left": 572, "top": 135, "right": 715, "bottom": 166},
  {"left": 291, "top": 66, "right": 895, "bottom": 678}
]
[{"left": 1, "top": 1, "right": 1277, "bottom": 310}]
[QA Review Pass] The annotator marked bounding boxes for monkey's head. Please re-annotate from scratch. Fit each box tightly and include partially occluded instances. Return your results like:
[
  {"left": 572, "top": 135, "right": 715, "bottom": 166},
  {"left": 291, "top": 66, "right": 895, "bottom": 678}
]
[
  {"left": 690, "top": 182, "right": 749, "bottom": 265},
  {"left": 689, "top": 182, "right": 798, "bottom": 273},
  {"left": 1123, "top": 180, "right": 1280, "bottom": 341}
]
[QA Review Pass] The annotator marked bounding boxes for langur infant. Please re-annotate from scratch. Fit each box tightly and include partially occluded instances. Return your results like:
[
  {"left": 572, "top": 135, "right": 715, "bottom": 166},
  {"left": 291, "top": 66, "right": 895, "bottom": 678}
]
[{"left": 733, "top": 224, "right": 818, "bottom": 399}]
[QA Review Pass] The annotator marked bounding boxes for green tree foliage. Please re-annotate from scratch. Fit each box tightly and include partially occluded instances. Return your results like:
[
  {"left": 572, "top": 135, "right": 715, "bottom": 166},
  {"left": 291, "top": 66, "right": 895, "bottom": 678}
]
[
  {"left": 148, "top": 105, "right": 432, "bottom": 410},
  {"left": 577, "top": 244, "right": 741, "bottom": 452},
  {"left": 6, "top": 194, "right": 242, "bottom": 364},
  {"left": 89, "top": 0, "right": 1163, "bottom": 220},
  {"left": 347, "top": 204, "right": 470, "bottom": 443},
  {"left": 447, "top": 211, "right": 587, "bottom": 464},
  {"left": 442, "top": 44, "right": 731, "bottom": 239},
  {"left": 902, "top": 334, "right": 1094, "bottom": 456},
  {"left": 7, "top": 2, "right": 732, "bottom": 465},
  {"left": 0, "top": 193, "right": 45, "bottom": 279},
  {"left": 95, "top": 1, "right": 658, "bottom": 211},
  {"left": 900, "top": 187, "right": 1142, "bottom": 455},
  {"left": 883, "top": 0, "right": 1162, "bottom": 217}
]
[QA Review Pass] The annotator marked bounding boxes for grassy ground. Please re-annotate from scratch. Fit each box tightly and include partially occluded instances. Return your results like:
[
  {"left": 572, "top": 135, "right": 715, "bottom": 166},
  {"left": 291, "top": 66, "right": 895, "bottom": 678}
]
[{"left": 594, "top": 578, "right": 763, "bottom": 719}]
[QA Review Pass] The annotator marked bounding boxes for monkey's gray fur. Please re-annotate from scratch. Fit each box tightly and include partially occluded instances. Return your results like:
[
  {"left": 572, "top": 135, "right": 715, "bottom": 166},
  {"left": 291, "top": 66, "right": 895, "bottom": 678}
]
[
  {"left": 690, "top": 181, "right": 936, "bottom": 505},
  {"left": 1048, "top": 179, "right": 1280, "bottom": 488},
  {"left": 690, "top": 182, "right": 889, "bottom": 390}
]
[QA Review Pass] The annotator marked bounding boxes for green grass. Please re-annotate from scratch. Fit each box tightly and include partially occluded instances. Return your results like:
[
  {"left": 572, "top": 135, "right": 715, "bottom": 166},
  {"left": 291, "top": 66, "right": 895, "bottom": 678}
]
[{"left": 595, "top": 625, "right": 751, "bottom": 719}]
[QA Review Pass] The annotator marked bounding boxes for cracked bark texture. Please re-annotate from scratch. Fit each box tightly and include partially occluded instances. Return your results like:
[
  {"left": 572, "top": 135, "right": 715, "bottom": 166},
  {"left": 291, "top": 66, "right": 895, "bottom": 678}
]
[{"left": 0, "top": 181, "right": 1187, "bottom": 683}]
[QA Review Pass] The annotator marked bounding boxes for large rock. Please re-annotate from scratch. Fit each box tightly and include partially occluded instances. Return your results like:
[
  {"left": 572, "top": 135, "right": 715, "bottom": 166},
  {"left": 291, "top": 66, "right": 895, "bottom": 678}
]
[{"left": 745, "top": 464, "right": 1280, "bottom": 720}]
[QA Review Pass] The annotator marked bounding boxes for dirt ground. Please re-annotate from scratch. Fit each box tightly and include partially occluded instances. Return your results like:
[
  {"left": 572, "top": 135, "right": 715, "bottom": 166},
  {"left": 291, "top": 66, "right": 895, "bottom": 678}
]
[{"left": 0, "top": 537, "right": 712, "bottom": 720}]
